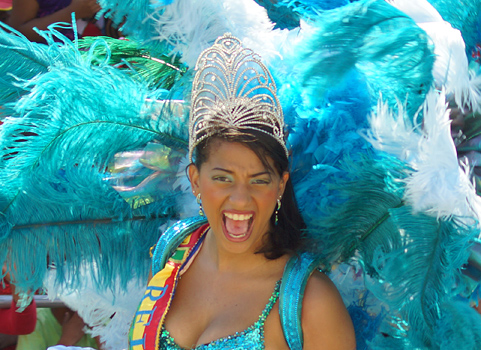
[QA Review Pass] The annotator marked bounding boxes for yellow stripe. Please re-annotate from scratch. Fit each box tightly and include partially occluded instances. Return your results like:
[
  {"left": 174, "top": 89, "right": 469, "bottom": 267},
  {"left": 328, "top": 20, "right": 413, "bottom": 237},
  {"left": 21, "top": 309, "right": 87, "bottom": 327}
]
[{"left": 131, "top": 264, "right": 175, "bottom": 348}]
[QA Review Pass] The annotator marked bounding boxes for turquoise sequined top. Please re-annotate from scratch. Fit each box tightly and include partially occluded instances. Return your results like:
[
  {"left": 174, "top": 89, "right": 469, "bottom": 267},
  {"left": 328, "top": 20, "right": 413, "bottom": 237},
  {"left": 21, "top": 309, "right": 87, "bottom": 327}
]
[{"left": 158, "top": 280, "right": 281, "bottom": 350}]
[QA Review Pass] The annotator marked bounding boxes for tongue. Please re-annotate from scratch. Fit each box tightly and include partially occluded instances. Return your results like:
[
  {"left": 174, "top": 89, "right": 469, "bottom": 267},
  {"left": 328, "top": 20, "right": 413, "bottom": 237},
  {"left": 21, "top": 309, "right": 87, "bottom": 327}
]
[{"left": 225, "top": 217, "right": 249, "bottom": 235}]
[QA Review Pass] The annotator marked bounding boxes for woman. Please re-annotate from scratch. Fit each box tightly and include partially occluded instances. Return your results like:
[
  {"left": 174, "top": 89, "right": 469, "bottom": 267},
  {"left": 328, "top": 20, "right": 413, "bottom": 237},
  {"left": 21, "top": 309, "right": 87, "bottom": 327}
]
[{"left": 129, "top": 33, "right": 355, "bottom": 350}]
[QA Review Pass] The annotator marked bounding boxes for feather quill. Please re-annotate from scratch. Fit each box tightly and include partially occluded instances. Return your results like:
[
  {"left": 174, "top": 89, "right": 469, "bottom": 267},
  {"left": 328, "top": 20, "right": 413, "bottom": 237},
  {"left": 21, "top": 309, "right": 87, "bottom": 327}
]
[{"left": 76, "top": 36, "right": 186, "bottom": 90}]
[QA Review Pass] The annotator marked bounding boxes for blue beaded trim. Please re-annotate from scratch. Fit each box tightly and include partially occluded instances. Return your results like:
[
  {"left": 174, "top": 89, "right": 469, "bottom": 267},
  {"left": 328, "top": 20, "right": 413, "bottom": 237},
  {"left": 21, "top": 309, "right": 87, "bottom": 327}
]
[
  {"left": 279, "top": 252, "right": 320, "bottom": 350},
  {"left": 159, "top": 280, "right": 281, "bottom": 349},
  {"left": 152, "top": 216, "right": 208, "bottom": 274}
]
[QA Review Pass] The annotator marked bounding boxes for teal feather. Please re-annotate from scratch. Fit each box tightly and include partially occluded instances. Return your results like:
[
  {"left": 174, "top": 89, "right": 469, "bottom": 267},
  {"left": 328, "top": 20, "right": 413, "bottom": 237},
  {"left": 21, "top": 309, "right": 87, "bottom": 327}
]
[
  {"left": 427, "top": 0, "right": 481, "bottom": 55},
  {"left": 433, "top": 300, "right": 481, "bottom": 349},
  {"left": 303, "top": 153, "right": 479, "bottom": 348},
  {"left": 76, "top": 36, "right": 186, "bottom": 90},
  {"left": 368, "top": 214, "right": 477, "bottom": 348},
  {"left": 299, "top": 0, "right": 435, "bottom": 118},
  {"left": 96, "top": 0, "right": 174, "bottom": 57},
  {"left": 273, "top": 0, "right": 351, "bottom": 22},
  {"left": 303, "top": 154, "right": 408, "bottom": 267},
  {"left": 0, "top": 22, "right": 50, "bottom": 114},
  {"left": 252, "top": 0, "right": 301, "bottom": 29},
  {"left": 0, "top": 32, "right": 188, "bottom": 293}
]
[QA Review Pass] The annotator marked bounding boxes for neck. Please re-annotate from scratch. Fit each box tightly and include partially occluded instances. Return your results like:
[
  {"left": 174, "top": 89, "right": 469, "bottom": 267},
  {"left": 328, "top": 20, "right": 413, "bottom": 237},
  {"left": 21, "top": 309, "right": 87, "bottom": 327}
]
[{"left": 201, "top": 229, "right": 285, "bottom": 276}]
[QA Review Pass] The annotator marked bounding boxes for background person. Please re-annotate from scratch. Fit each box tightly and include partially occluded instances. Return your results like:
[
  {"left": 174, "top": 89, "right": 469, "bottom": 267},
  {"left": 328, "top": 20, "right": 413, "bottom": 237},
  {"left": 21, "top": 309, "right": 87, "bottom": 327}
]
[{"left": 7, "top": 0, "right": 100, "bottom": 42}]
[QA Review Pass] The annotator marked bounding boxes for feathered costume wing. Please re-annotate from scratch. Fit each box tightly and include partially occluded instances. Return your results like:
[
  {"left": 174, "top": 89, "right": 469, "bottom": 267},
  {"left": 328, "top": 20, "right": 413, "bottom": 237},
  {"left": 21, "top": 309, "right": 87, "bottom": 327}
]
[{"left": 1, "top": 0, "right": 481, "bottom": 349}]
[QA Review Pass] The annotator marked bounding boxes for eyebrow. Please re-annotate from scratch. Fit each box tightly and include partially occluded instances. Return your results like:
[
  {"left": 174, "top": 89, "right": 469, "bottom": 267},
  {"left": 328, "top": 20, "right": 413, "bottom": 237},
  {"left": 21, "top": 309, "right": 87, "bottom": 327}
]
[{"left": 212, "top": 167, "right": 271, "bottom": 177}]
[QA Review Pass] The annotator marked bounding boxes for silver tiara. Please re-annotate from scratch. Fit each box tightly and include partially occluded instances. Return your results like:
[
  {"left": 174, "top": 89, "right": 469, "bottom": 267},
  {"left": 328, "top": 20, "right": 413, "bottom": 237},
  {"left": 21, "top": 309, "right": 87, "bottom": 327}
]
[{"left": 188, "top": 33, "right": 288, "bottom": 162}]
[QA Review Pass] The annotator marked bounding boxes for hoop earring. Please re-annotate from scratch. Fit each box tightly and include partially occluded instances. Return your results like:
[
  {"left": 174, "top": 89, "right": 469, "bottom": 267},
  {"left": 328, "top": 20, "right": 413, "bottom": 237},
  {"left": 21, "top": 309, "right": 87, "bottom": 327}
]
[
  {"left": 197, "top": 193, "right": 204, "bottom": 216},
  {"left": 275, "top": 198, "right": 281, "bottom": 225}
]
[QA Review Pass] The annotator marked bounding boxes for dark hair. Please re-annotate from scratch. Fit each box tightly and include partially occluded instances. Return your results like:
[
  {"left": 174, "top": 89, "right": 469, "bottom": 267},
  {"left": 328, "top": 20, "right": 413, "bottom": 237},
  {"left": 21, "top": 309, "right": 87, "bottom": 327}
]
[{"left": 193, "top": 127, "right": 306, "bottom": 259}]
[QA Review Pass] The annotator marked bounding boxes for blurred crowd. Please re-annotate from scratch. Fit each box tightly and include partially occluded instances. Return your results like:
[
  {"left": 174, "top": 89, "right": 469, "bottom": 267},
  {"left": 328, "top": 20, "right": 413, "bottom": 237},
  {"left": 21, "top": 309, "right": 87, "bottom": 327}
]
[{"left": 0, "top": 0, "right": 120, "bottom": 42}]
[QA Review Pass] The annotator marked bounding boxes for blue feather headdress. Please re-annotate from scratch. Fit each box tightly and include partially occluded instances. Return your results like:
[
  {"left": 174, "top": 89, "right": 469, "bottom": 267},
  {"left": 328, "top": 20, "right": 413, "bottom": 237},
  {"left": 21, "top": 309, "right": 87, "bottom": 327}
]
[
  {"left": 0, "top": 23, "right": 192, "bottom": 293},
  {"left": 1, "top": 0, "right": 481, "bottom": 349}
]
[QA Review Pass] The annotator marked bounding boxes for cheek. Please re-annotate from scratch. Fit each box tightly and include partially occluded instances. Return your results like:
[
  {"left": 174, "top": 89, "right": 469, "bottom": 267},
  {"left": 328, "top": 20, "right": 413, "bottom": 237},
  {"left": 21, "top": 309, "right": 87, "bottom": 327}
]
[
  {"left": 198, "top": 181, "right": 223, "bottom": 211},
  {"left": 259, "top": 188, "right": 280, "bottom": 212}
]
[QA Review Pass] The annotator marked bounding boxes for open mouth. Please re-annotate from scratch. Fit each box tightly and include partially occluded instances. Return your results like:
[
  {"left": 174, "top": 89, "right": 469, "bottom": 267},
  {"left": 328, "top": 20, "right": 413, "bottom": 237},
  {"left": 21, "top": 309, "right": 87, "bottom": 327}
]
[{"left": 222, "top": 211, "right": 254, "bottom": 240}]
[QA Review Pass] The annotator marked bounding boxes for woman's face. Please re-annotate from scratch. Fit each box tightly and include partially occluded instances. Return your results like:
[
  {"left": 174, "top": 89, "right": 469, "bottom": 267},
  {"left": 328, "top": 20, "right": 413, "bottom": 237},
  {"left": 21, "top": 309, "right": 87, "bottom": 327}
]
[{"left": 189, "top": 140, "right": 289, "bottom": 255}]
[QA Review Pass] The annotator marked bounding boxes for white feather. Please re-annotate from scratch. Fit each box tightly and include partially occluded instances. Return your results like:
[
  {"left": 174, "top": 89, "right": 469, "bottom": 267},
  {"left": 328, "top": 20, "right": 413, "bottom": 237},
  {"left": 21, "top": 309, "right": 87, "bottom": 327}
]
[
  {"left": 387, "top": 0, "right": 481, "bottom": 113},
  {"left": 148, "top": 0, "right": 282, "bottom": 68},
  {"left": 45, "top": 266, "right": 147, "bottom": 350},
  {"left": 362, "top": 96, "right": 422, "bottom": 164},
  {"left": 404, "top": 89, "right": 481, "bottom": 219},
  {"left": 366, "top": 89, "right": 481, "bottom": 219}
]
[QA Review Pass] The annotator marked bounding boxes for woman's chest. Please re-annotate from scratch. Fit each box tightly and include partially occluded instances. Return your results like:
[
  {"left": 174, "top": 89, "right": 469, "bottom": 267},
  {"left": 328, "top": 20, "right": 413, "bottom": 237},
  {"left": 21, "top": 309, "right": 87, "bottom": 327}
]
[{"left": 163, "top": 272, "right": 282, "bottom": 348}]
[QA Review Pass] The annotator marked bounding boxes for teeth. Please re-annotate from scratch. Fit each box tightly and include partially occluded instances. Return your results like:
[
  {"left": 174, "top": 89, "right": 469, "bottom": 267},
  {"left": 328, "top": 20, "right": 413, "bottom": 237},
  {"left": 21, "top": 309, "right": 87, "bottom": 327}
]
[{"left": 224, "top": 212, "right": 253, "bottom": 221}]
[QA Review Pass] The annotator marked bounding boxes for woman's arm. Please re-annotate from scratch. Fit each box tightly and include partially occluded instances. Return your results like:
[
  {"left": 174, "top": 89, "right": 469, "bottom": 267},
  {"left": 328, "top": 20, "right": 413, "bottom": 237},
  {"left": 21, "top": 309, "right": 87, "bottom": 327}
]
[
  {"left": 8, "top": 0, "right": 100, "bottom": 41},
  {"left": 55, "top": 311, "right": 87, "bottom": 346},
  {"left": 302, "top": 271, "right": 356, "bottom": 350}
]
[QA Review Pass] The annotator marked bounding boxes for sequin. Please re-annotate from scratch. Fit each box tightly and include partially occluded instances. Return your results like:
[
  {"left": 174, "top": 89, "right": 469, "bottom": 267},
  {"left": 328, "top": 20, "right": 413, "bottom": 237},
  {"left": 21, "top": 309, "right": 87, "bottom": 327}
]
[{"left": 158, "top": 280, "right": 281, "bottom": 350}]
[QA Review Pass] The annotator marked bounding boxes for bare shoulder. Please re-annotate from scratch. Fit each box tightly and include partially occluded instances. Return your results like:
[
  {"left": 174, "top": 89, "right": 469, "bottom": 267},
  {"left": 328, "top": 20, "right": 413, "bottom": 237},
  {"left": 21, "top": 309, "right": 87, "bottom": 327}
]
[{"left": 301, "top": 270, "right": 356, "bottom": 350}]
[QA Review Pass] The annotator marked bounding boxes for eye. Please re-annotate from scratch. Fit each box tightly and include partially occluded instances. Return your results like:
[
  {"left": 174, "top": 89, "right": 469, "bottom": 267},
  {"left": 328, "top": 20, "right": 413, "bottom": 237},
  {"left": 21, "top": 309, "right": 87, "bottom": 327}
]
[
  {"left": 213, "top": 176, "right": 231, "bottom": 182},
  {"left": 251, "top": 178, "right": 271, "bottom": 185}
]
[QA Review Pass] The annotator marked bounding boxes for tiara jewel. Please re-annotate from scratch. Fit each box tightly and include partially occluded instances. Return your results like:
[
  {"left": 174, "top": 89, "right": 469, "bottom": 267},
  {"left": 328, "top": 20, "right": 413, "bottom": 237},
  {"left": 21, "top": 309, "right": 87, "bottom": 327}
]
[{"left": 188, "top": 33, "right": 288, "bottom": 162}]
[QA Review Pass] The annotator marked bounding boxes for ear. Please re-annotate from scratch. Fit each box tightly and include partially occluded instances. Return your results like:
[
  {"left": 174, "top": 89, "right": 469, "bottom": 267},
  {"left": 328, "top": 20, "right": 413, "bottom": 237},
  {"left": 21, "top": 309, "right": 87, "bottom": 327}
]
[
  {"left": 279, "top": 171, "right": 289, "bottom": 197},
  {"left": 188, "top": 164, "right": 201, "bottom": 195}
]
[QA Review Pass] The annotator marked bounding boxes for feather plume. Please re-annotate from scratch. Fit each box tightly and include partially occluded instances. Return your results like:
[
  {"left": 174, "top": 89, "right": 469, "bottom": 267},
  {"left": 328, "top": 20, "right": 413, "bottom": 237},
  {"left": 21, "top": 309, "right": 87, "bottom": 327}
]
[
  {"left": 0, "top": 22, "right": 50, "bottom": 113},
  {"left": 301, "top": 155, "right": 409, "bottom": 266},
  {"left": 389, "top": 0, "right": 481, "bottom": 113},
  {"left": 427, "top": 0, "right": 481, "bottom": 54},
  {"left": 97, "top": 0, "right": 283, "bottom": 68},
  {"left": 365, "top": 89, "right": 481, "bottom": 219},
  {"left": 96, "top": 0, "right": 164, "bottom": 50},
  {"left": 45, "top": 264, "right": 148, "bottom": 350},
  {"left": 433, "top": 300, "right": 481, "bottom": 350},
  {"left": 404, "top": 90, "right": 481, "bottom": 218},
  {"left": 256, "top": 0, "right": 352, "bottom": 27},
  {"left": 290, "top": 70, "right": 374, "bottom": 231},
  {"left": 367, "top": 214, "right": 477, "bottom": 348},
  {"left": 252, "top": 0, "right": 301, "bottom": 29},
  {"left": 298, "top": 0, "right": 435, "bottom": 118},
  {"left": 275, "top": 0, "right": 351, "bottom": 19},
  {"left": 0, "top": 34, "right": 189, "bottom": 293},
  {"left": 147, "top": 0, "right": 277, "bottom": 67},
  {"left": 304, "top": 153, "right": 479, "bottom": 347},
  {"left": 76, "top": 36, "right": 186, "bottom": 90},
  {"left": 362, "top": 96, "right": 422, "bottom": 163}
]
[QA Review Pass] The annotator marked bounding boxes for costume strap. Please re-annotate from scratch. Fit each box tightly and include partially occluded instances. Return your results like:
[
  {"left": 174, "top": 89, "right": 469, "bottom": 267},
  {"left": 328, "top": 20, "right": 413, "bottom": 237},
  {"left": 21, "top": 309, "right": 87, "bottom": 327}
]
[
  {"left": 279, "top": 252, "right": 321, "bottom": 350},
  {"left": 129, "top": 217, "right": 208, "bottom": 350},
  {"left": 151, "top": 216, "right": 208, "bottom": 275}
]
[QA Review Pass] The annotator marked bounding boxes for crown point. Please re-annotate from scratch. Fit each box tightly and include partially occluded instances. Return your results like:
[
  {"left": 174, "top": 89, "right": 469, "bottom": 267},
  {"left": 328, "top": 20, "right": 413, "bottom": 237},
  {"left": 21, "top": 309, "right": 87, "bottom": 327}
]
[{"left": 189, "top": 33, "right": 288, "bottom": 163}]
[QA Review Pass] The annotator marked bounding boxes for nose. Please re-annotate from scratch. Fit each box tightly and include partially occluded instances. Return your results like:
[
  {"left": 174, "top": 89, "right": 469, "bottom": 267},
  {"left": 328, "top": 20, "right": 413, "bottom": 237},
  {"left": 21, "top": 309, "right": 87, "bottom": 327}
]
[{"left": 229, "top": 182, "right": 251, "bottom": 207}]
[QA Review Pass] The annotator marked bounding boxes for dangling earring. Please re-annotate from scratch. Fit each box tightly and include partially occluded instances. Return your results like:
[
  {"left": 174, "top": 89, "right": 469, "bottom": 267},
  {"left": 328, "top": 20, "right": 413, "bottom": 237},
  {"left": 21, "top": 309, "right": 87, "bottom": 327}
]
[
  {"left": 275, "top": 197, "right": 281, "bottom": 225},
  {"left": 197, "top": 193, "right": 204, "bottom": 216}
]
